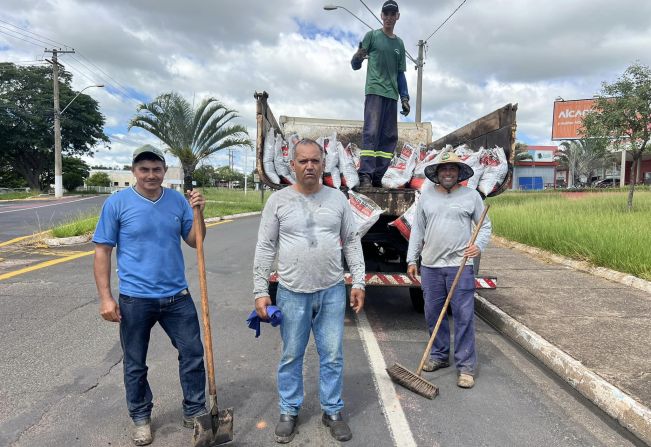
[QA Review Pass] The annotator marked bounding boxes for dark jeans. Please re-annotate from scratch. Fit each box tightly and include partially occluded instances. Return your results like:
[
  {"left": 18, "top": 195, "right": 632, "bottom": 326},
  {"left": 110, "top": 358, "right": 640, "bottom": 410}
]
[
  {"left": 420, "top": 265, "right": 477, "bottom": 374},
  {"left": 119, "top": 291, "right": 206, "bottom": 423},
  {"left": 359, "top": 94, "right": 398, "bottom": 184}
]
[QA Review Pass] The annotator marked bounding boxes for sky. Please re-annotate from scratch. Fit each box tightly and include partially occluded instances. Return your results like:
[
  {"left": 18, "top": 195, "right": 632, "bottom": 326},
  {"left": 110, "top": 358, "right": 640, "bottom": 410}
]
[{"left": 2, "top": 0, "right": 651, "bottom": 172}]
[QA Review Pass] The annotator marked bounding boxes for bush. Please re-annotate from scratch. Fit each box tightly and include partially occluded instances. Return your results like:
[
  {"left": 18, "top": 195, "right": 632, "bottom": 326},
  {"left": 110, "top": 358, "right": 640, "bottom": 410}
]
[
  {"left": 87, "top": 172, "right": 111, "bottom": 187},
  {"left": 63, "top": 173, "right": 84, "bottom": 191}
]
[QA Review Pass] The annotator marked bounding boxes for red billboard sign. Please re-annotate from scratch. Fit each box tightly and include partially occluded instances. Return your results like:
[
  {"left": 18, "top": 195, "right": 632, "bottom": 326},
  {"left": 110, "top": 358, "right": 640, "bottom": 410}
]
[{"left": 551, "top": 99, "right": 595, "bottom": 140}]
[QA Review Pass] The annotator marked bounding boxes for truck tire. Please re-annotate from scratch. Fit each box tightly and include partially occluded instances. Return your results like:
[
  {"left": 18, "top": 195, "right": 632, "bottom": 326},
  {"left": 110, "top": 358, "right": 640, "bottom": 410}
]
[{"left": 409, "top": 287, "right": 424, "bottom": 313}]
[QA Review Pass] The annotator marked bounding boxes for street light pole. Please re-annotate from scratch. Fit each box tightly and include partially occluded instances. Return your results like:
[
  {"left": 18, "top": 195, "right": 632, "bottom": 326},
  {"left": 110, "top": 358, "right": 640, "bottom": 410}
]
[{"left": 415, "top": 40, "right": 424, "bottom": 123}]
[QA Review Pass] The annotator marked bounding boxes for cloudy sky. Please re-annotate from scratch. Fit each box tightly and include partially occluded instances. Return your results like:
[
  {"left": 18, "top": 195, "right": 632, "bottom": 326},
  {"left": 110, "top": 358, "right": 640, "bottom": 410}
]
[{"left": 2, "top": 0, "right": 650, "bottom": 171}]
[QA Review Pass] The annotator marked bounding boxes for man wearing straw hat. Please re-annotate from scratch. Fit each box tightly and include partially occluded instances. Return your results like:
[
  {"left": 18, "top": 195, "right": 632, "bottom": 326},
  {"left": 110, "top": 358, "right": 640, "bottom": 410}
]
[{"left": 406, "top": 151, "right": 492, "bottom": 389}]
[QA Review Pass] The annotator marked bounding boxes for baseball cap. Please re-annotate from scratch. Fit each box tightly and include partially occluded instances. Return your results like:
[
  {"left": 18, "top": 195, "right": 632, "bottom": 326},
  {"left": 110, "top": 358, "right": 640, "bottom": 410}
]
[
  {"left": 132, "top": 144, "right": 165, "bottom": 163},
  {"left": 382, "top": 0, "right": 399, "bottom": 13}
]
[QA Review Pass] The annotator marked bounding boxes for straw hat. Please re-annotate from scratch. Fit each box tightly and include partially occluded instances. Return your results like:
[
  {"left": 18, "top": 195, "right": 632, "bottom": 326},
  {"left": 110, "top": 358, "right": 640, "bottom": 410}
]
[{"left": 424, "top": 151, "right": 474, "bottom": 184}]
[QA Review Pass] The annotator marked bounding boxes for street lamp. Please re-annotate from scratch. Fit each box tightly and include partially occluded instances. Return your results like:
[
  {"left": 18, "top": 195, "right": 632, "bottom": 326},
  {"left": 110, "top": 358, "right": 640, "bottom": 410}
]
[{"left": 53, "top": 84, "right": 104, "bottom": 198}]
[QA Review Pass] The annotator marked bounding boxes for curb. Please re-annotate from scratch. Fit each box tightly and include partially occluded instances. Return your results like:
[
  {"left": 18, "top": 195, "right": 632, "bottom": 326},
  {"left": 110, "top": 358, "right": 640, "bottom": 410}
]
[
  {"left": 492, "top": 236, "right": 651, "bottom": 295},
  {"left": 204, "top": 211, "right": 261, "bottom": 223},
  {"left": 43, "top": 234, "right": 92, "bottom": 247},
  {"left": 475, "top": 294, "right": 651, "bottom": 445}
]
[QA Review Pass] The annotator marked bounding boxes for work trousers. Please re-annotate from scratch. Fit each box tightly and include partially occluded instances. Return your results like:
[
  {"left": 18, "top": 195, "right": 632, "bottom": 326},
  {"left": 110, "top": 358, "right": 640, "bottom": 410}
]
[
  {"left": 276, "top": 282, "right": 346, "bottom": 416},
  {"left": 119, "top": 291, "right": 207, "bottom": 423},
  {"left": 359, "top": 94, "right": 398, "bottom": 185},
  {"left": 420, "top": 265, "right": 477, "bottom": 375}
]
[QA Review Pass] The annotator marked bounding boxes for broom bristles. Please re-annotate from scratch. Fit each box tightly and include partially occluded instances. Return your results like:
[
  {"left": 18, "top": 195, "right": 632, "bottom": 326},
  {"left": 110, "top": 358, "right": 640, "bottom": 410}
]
[{"left": 386, "top": 362, "right": 439, "bottom": 399}]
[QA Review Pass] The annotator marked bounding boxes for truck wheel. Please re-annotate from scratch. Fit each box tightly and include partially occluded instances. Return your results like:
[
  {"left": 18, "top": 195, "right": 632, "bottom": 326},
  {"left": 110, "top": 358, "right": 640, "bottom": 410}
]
[
  {"left": 409, "top": 287, "right": 424, "bottom": 313},
  {"left": 269, "top": 282, "right": 278, "bottom": 305}
]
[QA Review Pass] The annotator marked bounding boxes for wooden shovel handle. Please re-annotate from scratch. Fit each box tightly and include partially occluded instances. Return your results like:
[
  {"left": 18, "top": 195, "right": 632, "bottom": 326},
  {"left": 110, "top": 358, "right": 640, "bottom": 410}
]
[
  {"left": 194, "top": 205, "right": 217, "bottom": 397},
  {"left": 415, "top": 205, "right": 490, "bottom": 376}
]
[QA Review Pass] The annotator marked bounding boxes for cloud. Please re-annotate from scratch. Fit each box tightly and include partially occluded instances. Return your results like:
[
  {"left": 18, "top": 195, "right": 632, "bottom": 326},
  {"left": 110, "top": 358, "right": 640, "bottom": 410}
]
[{"left": 2, "top": 0, "right": 651, "bottom": 172}]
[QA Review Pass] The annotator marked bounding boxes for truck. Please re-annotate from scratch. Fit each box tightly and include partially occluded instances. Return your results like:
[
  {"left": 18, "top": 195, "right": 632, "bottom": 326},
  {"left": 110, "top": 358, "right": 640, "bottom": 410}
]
[{"left": 254, "top": 91, "right": 517, "bottom": 311}]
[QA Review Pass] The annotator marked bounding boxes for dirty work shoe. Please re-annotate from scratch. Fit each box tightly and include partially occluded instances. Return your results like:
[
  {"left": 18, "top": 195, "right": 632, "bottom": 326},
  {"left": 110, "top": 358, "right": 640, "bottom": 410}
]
[
  {"left": 422, "top": 359, "right": 450, "bottom": 372},
  {"left": 275, "top": 414, "right": 298, "bottom": 443},
  {"left": 457, "top": 373, "right": 475, "bottom": 389},
  {"left": 182, "top": 410, "right": 209, "bottom": 428},
  {"left": 357, "top": 175, "right": 372, "bottom": 189},
  {"left": 322, "top": 412, "right": 352, "bottom": 442},
  {"left": 131, "top": 420, "right": 152, "bottom": 446}
]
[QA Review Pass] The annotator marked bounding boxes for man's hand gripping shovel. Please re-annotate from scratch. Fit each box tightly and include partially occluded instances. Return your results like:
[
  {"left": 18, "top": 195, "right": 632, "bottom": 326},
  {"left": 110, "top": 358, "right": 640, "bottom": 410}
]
[{"left": 187, "top": 180, "right": 234, "bottom": 446}]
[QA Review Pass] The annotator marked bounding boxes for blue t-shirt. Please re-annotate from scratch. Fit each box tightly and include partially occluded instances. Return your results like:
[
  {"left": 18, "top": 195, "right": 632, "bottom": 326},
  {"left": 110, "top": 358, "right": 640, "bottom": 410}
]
[{"left": 93, "top": 187, "right": 194, "bottom": 298}]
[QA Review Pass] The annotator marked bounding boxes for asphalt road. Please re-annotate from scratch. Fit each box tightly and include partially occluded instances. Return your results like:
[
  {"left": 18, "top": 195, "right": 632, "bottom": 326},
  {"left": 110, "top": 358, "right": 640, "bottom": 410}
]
[
  {"left": 0, "top": 215, "right": 642, "bottom": 446},
  {"left": 0, "top": 195, "right": 107, "bottom": 242}
]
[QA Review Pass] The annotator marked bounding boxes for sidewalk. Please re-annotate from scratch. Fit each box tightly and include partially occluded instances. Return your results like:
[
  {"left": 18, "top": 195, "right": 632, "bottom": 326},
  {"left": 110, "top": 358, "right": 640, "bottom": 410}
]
[{"left": 475, "top": 238, "right": 651, "bottom": 445}]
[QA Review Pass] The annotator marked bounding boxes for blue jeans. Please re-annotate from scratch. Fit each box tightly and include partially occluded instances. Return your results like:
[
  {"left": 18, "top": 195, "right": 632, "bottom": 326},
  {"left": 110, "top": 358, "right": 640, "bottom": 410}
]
[
  {"left": 420, "top": 265, "right": 477, "bottom": 374},
  {"left": 359, "top": 94, "right": 398, "bottom": 184},
  {"left": 276, "top": 282, "right": 346, "bottom": 416},
  {"left": 119, "top": 290, "right": 206, "bottom": 423}
]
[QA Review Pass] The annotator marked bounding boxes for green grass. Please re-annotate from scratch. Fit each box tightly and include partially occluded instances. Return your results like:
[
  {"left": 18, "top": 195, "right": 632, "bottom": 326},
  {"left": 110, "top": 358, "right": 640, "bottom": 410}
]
[
  {"left": 50, "top": 213, "right": 100, "bottom": 238},
  {"left": 0, "top": 191, "right": 40, "bottom": 200},
  {"left": 486, "top": 190, "right": 651, "bottom": 280}
]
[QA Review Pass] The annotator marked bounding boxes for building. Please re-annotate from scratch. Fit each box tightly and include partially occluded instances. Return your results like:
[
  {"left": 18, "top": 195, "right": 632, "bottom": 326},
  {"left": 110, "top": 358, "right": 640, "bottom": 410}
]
[
  {"left": 512, "top": 146, "right": 558, "bottom": 190},
  {"left": 87, "top": 166, "right": 184, "bottom": 191}
]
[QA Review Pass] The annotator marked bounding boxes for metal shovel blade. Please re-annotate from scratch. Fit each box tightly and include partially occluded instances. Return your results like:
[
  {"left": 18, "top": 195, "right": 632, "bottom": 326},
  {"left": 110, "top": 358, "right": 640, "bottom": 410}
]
[{"left": 193, "top": 407, "right": 234, "bottom": 446}]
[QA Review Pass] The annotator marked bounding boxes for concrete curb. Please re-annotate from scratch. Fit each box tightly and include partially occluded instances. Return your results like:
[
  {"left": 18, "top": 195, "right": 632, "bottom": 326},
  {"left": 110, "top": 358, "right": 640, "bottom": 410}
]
[
  {"left": 204, "top": 211, "right": 261, "bottom": 223},
  {"left": 475, "top": 294, "right": 651, "bottom": 446},
  {"left": 492, "top": 236, "right": 651, "bottom": 295},
  {"left": 43, "top": 234, "right": 92, "bottom": 247}
]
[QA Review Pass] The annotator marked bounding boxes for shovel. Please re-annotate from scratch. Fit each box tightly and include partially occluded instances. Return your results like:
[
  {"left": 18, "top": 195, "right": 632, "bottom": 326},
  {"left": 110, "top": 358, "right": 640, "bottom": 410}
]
[{"left": 188, "top": 187, "right": 234, "bottom": 446}]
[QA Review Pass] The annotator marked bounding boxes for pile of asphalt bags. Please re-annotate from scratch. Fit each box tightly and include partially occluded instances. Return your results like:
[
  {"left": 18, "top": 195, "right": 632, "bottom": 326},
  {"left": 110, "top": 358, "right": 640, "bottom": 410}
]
[{"left": 262, "top": 129, "right": 508, "bottom": 239}]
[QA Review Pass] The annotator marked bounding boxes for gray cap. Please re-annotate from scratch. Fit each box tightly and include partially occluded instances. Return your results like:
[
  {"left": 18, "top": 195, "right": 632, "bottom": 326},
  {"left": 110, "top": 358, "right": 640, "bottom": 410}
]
[
  {"left": 382, "top": 0, "right": 399, "bottom": 12},
  {"left": 132, "top": 145, "right": 165, "bottom": 163}
]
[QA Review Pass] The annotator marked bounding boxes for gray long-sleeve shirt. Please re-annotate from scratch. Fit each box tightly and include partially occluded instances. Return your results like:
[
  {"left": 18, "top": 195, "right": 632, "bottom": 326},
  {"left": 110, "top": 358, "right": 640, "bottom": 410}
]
[
  {"left": 406, "top": 183, "right": 492, "bottom": 268},
  {"left": 253, "top": 186, "right": 365, "bottom": 298}
]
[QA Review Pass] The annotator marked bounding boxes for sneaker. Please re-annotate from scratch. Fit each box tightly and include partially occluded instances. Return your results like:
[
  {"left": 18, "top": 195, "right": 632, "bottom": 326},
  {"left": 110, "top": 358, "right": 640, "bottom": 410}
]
[
  {"left": 422, "top": 359, "right": 450, "bottom": 372},
  {"left": 274, "top": 414, "right": 298, "bottom": 443},
  {"left": 182, "top": 410, "right": 209, "bottom": 429},
  {"left": 131, "top": 421, "right": 152, "bottom": 446},
  {"left": 457, "top": 373, "right": 475, "bottom": 389},
  {"left": 322, "top": 412, "right": 352, "bottom": 442}
]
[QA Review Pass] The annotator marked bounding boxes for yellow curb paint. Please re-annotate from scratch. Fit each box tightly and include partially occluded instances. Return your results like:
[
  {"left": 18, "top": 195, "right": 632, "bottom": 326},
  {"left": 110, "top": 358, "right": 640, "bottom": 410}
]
[
  {"left": 205, "top": 219, "right": 232, "bottom": 228},
  {"left": 0, "top": 231, "right": 49, "bottom": 248},
  {"left": 0, "top": 250, "right": 94, "bottom": 281}
]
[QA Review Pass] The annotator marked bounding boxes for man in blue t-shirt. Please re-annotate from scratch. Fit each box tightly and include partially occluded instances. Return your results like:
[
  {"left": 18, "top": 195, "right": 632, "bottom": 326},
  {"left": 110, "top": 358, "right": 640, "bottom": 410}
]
[
  {"left": 351, "top": 0, "right": 409, "bottom": 188},
  {"left": 93, "top": 145, "right": 207, "bottom": 446}
]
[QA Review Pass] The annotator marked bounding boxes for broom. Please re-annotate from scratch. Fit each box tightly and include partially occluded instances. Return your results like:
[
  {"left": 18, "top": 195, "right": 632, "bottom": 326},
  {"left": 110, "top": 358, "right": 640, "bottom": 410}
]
[{"left": 386, "top": 205, "right": 490, "bottom": 399}]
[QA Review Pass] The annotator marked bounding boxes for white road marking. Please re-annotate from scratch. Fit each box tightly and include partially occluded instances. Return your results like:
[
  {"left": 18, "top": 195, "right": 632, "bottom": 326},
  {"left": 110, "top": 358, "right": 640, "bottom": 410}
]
[
  {"left": 0, "top": 196, "right": 99, "bottom": 214},
  {"left": 354, "top": 310, "right": 417, "bottom": 447}
]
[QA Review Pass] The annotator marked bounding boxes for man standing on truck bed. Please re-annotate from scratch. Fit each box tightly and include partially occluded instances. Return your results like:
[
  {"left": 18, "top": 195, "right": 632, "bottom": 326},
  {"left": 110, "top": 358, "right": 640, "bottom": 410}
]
[
  {"left": 351, "top": 0, "right": 410, "bottom": 188},
  {"left": 253, "top": 138, "right": 366, "bottom": 443},
  {"left": 406, "top": 152, "right": 492, "bottom": 389}
]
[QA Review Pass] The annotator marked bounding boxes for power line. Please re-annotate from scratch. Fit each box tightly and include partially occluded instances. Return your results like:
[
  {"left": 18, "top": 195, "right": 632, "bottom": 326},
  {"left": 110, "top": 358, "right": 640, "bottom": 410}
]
[
  {"left": 0, "top": 28, "right": 44, "bottom": 48},
  {"left": 75, "top": 52, "right": 141, "bottom": 104},
  {"left": 0, "top": 24, "right": 56, "bottom": 48},
  {"left": 424, "top": 0, "right": 468, "bottom": 43},
  {"left": 0, "top": 18, "right": 72, "bottom": 49}
]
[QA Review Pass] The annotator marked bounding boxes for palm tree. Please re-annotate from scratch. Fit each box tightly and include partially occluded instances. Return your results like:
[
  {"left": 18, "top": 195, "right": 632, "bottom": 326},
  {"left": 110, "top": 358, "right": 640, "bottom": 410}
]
[
  {"left": 555, "top": 139, "right": 607, "bottom": 187},
  {"left": 128, "top": 92, "right": 252, "bottom": 185}
]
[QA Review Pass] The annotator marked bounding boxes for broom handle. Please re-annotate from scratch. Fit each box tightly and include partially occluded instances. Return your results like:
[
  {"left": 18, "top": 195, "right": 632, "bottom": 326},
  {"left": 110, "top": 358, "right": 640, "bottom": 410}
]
[
  {"left": 415, "top": 204, "right": 490, "bottom": 376},
  {"left": 194, "top": 204, "right": 217, "bottom": 399}
]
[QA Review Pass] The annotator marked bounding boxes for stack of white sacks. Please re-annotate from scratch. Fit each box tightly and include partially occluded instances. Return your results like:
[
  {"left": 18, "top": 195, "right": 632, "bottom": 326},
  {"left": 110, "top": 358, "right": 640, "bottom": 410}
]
[{"left": 261, "top": 130, "right": 508, "bottom": 239}]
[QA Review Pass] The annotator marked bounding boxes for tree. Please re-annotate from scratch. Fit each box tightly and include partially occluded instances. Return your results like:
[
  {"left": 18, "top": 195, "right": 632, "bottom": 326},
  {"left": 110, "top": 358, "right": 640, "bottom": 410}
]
[
  {"left": 582, "top": 62, "right": 651, "bottom": 209},
  {"left": 86, "top": 172, "right": 111, "bottom": 187},
  {"left": 128, "top": 92, "right": 252, "bottom": 186},
  {"left": 60, "top": 157, "right": 90, "bottom": 191},
  {"left": 215, "top": 166, "right": 244, "bottom": 186},
  {"left": 193, "top": 164, "right": 216, "bottom": 187},
  {"left": 0, "top": 63, "right": 109, "bottom": 191},
  {"left": 555, "top": 139, "right": 608, "bottom": 187}
]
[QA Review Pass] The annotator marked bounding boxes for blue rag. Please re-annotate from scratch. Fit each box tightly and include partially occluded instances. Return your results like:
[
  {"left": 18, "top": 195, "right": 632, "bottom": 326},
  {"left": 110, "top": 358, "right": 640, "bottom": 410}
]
[{"left": 246, "top": 306, "right": 283, "bottom": 338}]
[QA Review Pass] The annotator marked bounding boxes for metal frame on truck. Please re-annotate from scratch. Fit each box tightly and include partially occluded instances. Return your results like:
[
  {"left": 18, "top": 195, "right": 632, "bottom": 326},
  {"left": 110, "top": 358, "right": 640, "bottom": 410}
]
[{"left": 254, "top": 91, "right": 517, "bottom": 311}]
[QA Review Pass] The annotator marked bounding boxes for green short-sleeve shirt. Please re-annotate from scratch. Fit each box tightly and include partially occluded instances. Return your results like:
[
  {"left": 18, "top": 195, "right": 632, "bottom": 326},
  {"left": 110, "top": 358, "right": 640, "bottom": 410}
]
[{"left": 362, "top": 29, "right": 407, "bottom": 101}]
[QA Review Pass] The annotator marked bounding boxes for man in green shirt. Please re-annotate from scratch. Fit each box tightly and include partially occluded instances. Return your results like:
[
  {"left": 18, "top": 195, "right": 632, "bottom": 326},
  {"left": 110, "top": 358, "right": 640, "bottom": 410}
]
[{"left": 351, "top": 0, "right": 410, "bottom": 188}]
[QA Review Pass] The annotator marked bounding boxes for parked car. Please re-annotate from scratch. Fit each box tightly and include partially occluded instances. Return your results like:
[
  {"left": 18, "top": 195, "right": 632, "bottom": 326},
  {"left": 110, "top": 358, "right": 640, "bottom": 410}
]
[{"left": 593, "top": 178, "right": 620, "bottom": 188}]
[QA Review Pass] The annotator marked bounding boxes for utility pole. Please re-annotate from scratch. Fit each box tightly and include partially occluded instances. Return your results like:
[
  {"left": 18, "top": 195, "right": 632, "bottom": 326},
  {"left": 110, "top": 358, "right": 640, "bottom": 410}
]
[
  {"left": 45, "top": 48, "right": 75, "bottom": 198},
  {"left": 415, "top": 40, "right": 424, "bottom": 123}
]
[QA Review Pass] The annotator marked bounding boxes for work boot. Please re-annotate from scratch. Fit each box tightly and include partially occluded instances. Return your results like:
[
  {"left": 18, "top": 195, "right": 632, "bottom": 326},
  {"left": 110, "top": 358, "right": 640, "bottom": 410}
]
[
  {"left": 356, "top": 175, "right": 372, "bottom": 189},
  {"left": 457, "top": 373, "right": 475, "bottom": 389},
  {"left": 274, "top": 414, "right": 298, "bottom": 443},
  {"left": 422, "top": 359, "right": 449, "bottom": 372},
  {"left": 322, "top": 412, "right": 352, "bottom": 442},
  {"left": 131, "top": 420, "right": 152, "bottom": 446},
  {"left": 182, "top": 409, "right": 209, "bottom": 428}
]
